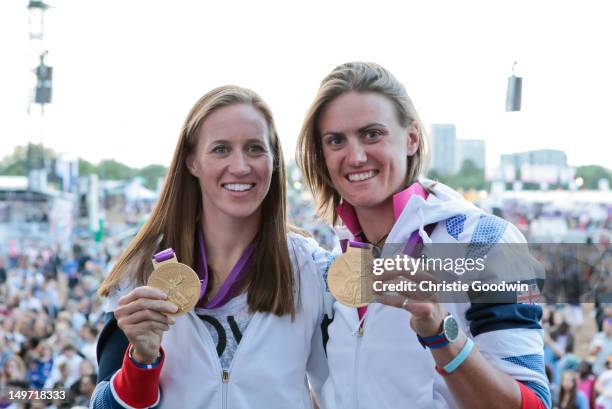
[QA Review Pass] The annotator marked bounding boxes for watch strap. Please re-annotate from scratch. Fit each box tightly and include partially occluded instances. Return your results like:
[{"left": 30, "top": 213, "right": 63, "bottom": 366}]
[
  {"left": 417, "top": 333, "right": 450, "bottom": 349},
  {"left": 417, "top": 314, "right": 450, "bottom": 349}
]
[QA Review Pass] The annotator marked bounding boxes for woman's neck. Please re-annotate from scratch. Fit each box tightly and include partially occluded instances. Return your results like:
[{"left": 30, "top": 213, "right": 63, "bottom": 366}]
[
  {"left": 201, "top": 210, "right": 259, "bottom": 284},
  {"left": 354, "top": 197, "right": 395, "bottom": 243}
]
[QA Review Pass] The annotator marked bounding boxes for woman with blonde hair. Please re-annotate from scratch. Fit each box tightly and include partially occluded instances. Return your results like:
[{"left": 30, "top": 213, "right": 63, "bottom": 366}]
[
  {"left": 91, "top": 85, "right": 328, "bottom": 409},
  {"left": 297, "top": 61, "right": 550, "bottom": 409}
]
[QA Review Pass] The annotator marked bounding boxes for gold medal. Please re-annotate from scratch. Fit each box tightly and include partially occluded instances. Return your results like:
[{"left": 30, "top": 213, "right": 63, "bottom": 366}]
[
  {"left": 147, "top": 250, "right": 201, "bottom": 317},
  {"left": 327, "top": 243, "right": 375, "bottom": 307}
]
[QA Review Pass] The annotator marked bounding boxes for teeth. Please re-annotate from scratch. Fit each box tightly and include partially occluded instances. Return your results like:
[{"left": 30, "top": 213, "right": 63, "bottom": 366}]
[
  {"left": 348, "top": 171, "right": 376, "bottom": 182},
  {"left": 223, "top": 183, "right": 254, "bottom": 192}
]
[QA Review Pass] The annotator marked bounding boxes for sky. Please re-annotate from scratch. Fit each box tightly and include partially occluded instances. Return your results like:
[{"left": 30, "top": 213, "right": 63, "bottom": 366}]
[{"left": 0, "top": 0, "right": 611, "bottom": 170}]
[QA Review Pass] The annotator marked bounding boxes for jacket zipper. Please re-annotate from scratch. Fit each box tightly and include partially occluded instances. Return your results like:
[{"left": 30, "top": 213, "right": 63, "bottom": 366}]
[
  {"left": 222, "top": 370, "right": 229, "bottom": 409},
  {"left": 196, "top": 311, "right": 237, "bottom": 409},
  {"left": 222, "top": 312, "right": 261, "bottom": 409}
]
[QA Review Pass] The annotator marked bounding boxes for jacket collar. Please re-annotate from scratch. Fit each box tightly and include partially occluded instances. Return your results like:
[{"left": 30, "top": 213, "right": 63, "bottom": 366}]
[{"left": 336, "top": 182, "right": 427, "bottom": 238}]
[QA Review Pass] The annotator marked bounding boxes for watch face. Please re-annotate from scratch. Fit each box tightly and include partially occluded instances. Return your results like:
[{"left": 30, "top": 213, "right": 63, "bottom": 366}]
[{"left": 443, "top": 315, "right": 459, "bottom": 342}]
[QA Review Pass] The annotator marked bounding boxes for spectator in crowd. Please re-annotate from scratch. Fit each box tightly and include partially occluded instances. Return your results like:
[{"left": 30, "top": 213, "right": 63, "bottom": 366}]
[
  {"left": 0, "top": 257, "right": 6, "bottom": 284},
  {"left": 78, "top": 324, "right": 98, "bottom": 369},
  {"left": 590, "top": 317, "right": 612, "bottom": 375},
  {"left": 595, "top": 359, "right": 612, "bottom": 409},
  {"left": 70, "top": 373, "right": 97, "bottom": 407},
  {"left": 546, "top": 319, "right": 576, "bottom": 381},
  {"left": 40, "top": 277, "right": 62, "bottom": 318},
  {"left": 78, "top": 359, "right": 95, "bottom": 379},
  {"left": 46, "top": 381, "right": 71, "bottom": 409},
  {"left": 51, "top": 362, "right": 70, "bottom": 389},
  {"left": 577, "top": 361, "right": 596, "bottom": 409},
  {"left": 44, "top": 344, "right": 83, "bottom": 389},
  {"left": 1, "top": 355, "right": 27, "bottom": 386},
  {"left": 557, "top": 371, "right": 589, "bottom": 409},
  {"left": 26, "top": 341, "right": 54, "bottom": 389}
]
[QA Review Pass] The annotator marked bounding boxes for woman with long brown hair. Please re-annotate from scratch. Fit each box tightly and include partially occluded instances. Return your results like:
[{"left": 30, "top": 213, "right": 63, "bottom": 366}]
[
  {"left": 91, "top": 85, "right": 328, "bottom": 409},
  {"left": 558, "top": 371, "right": 589, "bottom": 409}
]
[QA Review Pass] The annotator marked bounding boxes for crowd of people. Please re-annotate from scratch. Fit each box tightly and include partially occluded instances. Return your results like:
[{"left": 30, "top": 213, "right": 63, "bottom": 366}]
[
  {"left": 542, "top": 304, "right": 612, "bottom": 409},
  {"left": 0, "top": 240, "right": 112, "bottom": 408},
  {"left": 509, "top": 203, "right": 612, "bottom": 408}
]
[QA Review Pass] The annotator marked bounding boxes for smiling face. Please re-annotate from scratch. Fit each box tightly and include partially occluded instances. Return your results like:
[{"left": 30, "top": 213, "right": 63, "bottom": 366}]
[
  {"left": 186, "top": 103, "right": 273, "bottom": 223},
  {"left": 318, "top": 91, "right": 419, "bottom": 210}
]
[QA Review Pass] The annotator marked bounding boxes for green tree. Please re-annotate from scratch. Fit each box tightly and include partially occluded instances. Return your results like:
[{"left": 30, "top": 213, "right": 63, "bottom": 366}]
[
  {"left": 97, "top": 159, "right": 136, "bottom": 180},
  {"left": 138, "top": 164, "right": 167, "bottom": 190},
  {"left": 427, "top": 159, "right": 487, "bottom": 190},
  {"left": 0, "top": 159, "right": 27, "bottom": 176},
  {"left": 427, "top": 169, "right": 441, "bottom": 181},
  {"left": 458, "top": 159, "right": 481, "bottom": 177},
  {"left": 576, "top": 165, "right": 612, "bottom": 189},
  {"left": 0, "top": 144, "right": 57, "bottom": 176},
  {"left": 79, "top": 158, "right": 97, "bottom": 176},
  {"left": 0, "top": 145, "right": 27, "bottom": 175}
]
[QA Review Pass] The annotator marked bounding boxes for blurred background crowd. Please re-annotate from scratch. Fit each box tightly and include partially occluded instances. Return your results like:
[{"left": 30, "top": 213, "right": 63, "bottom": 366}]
[{"left": 0, "top": 181, "right": 610, "bottom": 408}]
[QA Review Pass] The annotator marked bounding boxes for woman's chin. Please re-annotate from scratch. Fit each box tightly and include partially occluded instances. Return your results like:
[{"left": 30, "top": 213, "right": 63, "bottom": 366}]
[
  {"left": 344, "top": 194, "right": 387, "bottom": 211},
  {"left": 214, "top": 203, "right": 262, "bottom": 221},
  {"left": 227, "top": 209, "right": 260, "bottom": 221}
]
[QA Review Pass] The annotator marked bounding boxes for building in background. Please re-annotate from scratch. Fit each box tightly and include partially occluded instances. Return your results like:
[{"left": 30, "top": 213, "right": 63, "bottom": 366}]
[
  {"left": 456, "top": 139, "right": 486, "bottom": 171},
  {"left": 500, "top": 149, "right": 574, "bottom": 186},
  {"left": 430, "top": 124, "right": 456, "bottom": 175},
  {"left": 431, "top": 124, "right": 486, "bottom": 174},
  {"left": 0, "top": 176, "right": 74, "bottom": 255}
]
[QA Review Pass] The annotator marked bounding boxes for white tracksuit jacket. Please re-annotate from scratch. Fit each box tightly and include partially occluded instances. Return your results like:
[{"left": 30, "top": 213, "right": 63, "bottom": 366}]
[
  {"left": 313, "top": 181, "right": 550, "bottom": 409},
  {"left": 97, "top": 233, "right": 329, "bottom": 409}
]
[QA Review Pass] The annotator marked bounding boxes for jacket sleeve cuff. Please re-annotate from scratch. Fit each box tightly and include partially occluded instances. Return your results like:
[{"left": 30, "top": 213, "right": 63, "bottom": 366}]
[
  {"left": 518, "top": 381, "right": 549, "bottom": 409},
  {"left": 110, "top": 344, "right": 164, "bottom": 408}
]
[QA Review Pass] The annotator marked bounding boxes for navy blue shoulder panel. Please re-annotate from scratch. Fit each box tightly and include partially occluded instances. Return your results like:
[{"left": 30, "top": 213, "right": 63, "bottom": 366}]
[{"left": 466, "top": 303, "right": 542, "bottom": 337}]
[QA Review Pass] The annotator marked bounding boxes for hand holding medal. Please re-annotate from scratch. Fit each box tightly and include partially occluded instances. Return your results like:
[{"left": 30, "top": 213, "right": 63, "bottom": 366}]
[{"left": 114, "top": 248, "right": 201, "bottom": 364}]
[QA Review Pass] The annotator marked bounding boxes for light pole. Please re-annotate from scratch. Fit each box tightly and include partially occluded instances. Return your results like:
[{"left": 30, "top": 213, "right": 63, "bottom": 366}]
[{"left": 27, "top": 0, "right": 52, "bottom": 192}]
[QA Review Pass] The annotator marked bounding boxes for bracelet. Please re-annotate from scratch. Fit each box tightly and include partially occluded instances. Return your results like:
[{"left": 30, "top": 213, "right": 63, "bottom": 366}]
[
  {"left": 128, "top": 345, "right": 161, "bottom": 369},
  {"left": 436, "top": 338, "right": 474, "bottom": 376}
]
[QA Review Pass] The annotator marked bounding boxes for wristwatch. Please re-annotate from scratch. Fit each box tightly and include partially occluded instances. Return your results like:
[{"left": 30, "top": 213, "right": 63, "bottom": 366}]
[{"left": 417, "top": 314, "right": 459, "bottom": 349}]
